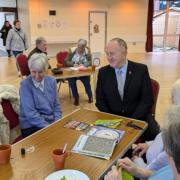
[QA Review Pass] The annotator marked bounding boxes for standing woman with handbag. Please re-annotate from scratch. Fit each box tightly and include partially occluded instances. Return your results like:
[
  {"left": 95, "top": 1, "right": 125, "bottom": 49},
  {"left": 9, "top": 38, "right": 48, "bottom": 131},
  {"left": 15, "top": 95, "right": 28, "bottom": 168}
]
[
  {"left": 0, "top": 21, "right": 12, "bottom": 57},
  {"left": 6, "top": 19, "right": 28, "bottom": 74}
]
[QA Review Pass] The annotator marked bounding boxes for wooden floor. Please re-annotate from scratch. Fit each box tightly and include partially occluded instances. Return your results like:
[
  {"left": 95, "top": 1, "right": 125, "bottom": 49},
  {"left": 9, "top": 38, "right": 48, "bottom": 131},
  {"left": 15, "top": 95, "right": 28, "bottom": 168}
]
[{"left": 0, "top": 52, "right": 180, "bottom": 126}]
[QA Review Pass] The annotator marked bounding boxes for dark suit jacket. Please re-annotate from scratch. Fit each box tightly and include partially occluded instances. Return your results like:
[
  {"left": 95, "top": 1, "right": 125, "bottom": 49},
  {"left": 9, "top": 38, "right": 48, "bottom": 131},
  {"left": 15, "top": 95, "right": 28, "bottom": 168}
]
[{"left": 96, "top": 60, "right": 153, "bottom": 121}]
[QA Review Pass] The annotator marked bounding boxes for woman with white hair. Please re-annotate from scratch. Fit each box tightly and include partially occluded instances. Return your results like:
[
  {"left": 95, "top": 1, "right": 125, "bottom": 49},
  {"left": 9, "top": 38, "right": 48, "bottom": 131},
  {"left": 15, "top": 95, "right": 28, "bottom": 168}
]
[
  {"left": 171, "top": 79, "right": 180, "bottom": 105},
  {"left": 104, "top": 105, "right": 180, "bottom": 180},
  {"left": 65, "top": 39, "right": 93, "bottom": 106},
  {"left": 19, "top": 53, "right": 62, "bottom": 138},
  {"left": 130, "top": 79, "right": 180, "bottom": 172}
]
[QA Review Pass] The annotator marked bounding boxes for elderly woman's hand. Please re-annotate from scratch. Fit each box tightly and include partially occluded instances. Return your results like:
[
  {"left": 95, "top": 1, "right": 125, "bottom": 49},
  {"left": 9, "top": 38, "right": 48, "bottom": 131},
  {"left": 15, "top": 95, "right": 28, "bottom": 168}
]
[
  {"left": 118, "top": 157, "right": 138, "bottom": 176},
  {"left": 132, "top": 143, "right": 149, "bottom": 157},
  {"left": 104, "top": 165, "right": 122, "bottom": 180}
]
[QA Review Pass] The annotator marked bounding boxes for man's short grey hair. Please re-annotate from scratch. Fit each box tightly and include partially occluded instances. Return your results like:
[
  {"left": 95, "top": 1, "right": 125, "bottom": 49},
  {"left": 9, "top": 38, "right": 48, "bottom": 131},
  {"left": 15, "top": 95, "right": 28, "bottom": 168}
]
[
  {"left": 162, "top": 105, "right": 180, "bottom": 173},
  {"left": 110, "top": 37, "right": 128, "bottom": 50},
  {"left": 36, "top": 37, "right": 47, "bottom": 46},
  {"left": 77, "top": 39, "right": 87, "bottom": 47},
  {"left": 28, "top": 53, "right": 49, "bottom": 71},
  {"left": 171, "top": 79, "right": 180, "bottom": 105}
]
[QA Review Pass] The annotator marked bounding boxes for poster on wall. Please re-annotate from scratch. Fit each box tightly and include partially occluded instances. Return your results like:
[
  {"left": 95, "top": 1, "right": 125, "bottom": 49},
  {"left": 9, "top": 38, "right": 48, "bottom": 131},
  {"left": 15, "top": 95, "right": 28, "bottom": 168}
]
[{"left": 37, "top": 20, "right": 69, "bottom": 29}]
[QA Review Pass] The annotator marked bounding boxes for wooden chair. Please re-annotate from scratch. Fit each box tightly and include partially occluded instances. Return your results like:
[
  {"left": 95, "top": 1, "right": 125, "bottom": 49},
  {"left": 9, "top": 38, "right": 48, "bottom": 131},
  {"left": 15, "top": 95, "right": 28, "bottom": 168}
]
[
  {"left": 16, "top": 54, "right": 30, "bottom": 78},
  {"left": 150, "top": 78, "right": 160, "bottom": 118}
]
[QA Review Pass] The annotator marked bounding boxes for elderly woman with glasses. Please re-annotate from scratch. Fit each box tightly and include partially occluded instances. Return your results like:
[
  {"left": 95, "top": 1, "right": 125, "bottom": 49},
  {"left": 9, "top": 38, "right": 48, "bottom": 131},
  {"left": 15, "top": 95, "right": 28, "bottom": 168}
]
[
  {"left": 19, "top": 53, "right": 62, "bottom": 138},
  {"left": 65, "top": 39, "right": 93, "bottom": 106}
]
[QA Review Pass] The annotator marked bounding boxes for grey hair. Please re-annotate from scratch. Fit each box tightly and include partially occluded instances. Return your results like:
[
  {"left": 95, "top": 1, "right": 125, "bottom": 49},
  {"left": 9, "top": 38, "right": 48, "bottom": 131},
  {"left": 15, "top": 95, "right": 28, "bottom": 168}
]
[
  {"left": 110, "top": 37, "right": 128, "bottom": 50},
  {"left": 35, "top": 37, "right": 47, "bottom": 46},
  {"left": 28, "top": 53, "right": 49, "bottom": 71},
  {"left": 171, "top": 79, "right": 180, "bottom": 105},
  {"left": 163, "top": 105, "right": 180, "bottom": 128},
  {"left": 162, "top": 105, "right": 180, "bottom": 173},
  {"left": 77, "top": 39, "right": 87, "bottom": 47}
]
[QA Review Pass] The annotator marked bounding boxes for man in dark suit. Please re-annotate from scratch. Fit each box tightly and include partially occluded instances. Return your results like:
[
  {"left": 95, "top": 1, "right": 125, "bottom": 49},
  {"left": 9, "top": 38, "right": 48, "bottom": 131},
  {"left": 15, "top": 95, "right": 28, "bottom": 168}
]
[{"left": 96, "top": 38, "right": 159, "bottom": 141}]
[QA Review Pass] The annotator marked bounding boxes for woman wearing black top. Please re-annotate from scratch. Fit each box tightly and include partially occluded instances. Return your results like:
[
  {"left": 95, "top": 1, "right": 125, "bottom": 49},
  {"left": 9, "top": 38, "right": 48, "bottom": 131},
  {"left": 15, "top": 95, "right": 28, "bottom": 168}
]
[{"left": 0, "top": 21, "right": 12, "bottom": 57}]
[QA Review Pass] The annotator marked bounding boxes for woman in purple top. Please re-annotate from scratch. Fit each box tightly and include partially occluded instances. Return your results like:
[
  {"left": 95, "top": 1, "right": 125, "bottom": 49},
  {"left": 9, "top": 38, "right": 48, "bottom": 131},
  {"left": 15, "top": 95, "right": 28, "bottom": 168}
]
[{"left": 104, "top": 105, "right": 180, "bottom": 180}]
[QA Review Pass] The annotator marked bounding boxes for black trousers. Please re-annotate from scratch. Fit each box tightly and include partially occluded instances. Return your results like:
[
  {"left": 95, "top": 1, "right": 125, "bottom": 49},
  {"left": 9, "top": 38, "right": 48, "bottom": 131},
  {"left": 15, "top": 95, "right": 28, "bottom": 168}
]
[
  {"left": 21, "top": 127, "right": 42, "bottom": 138},
  {"left": 141, "top": 113, "right": 160, "bottom": 141}
]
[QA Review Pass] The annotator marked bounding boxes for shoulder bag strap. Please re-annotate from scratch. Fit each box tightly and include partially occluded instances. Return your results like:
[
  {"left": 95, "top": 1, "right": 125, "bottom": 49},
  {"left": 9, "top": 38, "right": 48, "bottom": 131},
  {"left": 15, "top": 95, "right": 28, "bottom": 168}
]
[{"left": 14, "top": 29, "right": 26, "bottom": 48}]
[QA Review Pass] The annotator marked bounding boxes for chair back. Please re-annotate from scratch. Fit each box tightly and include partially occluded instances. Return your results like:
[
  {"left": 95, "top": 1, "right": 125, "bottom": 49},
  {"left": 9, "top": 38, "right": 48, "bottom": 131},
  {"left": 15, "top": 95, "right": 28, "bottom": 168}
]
[
  {"left": 56, "top": 51, "right": 69, "bottom": 67},
  {"left": 16, "top": 54, "right": 30, "bottom": 76},
  {"left": 1, "top": 99, "right": 22, "bottom": 143},
  {"left": 150, "top": 78, "right": 160, "bottom": 117}
]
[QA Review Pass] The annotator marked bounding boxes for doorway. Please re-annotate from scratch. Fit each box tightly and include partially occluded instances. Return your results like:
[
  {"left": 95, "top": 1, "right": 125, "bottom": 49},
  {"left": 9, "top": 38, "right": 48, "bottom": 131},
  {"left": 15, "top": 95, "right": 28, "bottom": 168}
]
[
  {"left": 89, "top": 11, "right": 107, "bottom": 53},
  {"left": 0, "top": 12, "right": 16, "bottom": 56},
  {"left": 5, "top": 13, "right": 16, "bottom": 25}
]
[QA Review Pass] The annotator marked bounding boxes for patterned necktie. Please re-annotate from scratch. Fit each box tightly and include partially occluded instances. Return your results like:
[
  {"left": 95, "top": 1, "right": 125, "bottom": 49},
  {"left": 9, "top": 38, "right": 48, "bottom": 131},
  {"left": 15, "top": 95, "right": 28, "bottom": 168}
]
[
  {"left": 117, "top": 69, "right": 124, "bottom": 99},
  {"left": 38, "top": 83, "right": 44, "bottom": 92}
]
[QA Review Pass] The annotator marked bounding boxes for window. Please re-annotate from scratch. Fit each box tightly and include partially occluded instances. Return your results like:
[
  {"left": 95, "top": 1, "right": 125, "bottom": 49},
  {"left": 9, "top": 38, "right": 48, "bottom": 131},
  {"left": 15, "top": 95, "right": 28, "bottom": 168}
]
[{"left": 153, "top": 0, "right": 180, "bottom": 51}]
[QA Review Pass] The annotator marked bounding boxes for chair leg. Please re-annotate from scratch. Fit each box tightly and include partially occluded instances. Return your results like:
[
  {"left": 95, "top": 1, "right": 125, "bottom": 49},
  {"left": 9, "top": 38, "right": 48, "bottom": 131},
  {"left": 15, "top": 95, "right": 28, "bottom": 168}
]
[
  {"left": 58, "top": 81, "right": 62, "bottom": 92},
  {"left": 68, "top": 83, "right": 72, "bottom": 99}
]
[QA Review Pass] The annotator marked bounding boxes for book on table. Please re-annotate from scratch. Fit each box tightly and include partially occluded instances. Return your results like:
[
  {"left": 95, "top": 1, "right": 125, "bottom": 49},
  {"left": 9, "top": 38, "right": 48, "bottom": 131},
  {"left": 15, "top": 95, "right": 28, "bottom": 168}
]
[
  {"left": 72, "top": 123, "right": 125, "bottom": 160},
  {"left": 63, "top": 119, "right": 90, "bottom": 131},
  {"left": 72, "top": 134, "right": 117, "bottom": 160},
  {"left": 93, "top": 119, "right": 123, "bottom": 128},
  {"left": 87, "top": 126, "right": 125, "bottom": 143}
]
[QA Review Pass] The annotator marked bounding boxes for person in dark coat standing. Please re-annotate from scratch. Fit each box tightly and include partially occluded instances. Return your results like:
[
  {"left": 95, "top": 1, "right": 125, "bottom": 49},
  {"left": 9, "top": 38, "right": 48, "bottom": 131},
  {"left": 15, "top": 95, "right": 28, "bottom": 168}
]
[{"left": 0, "top": 21, "right": 12, "bottom": 57}]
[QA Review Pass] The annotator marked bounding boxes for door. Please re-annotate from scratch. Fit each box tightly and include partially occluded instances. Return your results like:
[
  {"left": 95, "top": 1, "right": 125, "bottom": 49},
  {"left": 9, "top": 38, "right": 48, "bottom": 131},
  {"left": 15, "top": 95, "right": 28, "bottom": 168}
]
[
  {"left": 0, "top": 13, "right": 15, "bottom": 54},
  {"left": 89, "top": 11, "right": 107, "bottom": 53}
]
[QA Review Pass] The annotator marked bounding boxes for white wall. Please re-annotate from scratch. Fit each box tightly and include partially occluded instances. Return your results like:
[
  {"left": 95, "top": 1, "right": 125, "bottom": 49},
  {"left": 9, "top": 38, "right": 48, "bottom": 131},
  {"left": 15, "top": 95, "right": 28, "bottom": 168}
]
[{"left": 18, "top": 0, "right": 149, "bottom": 56}]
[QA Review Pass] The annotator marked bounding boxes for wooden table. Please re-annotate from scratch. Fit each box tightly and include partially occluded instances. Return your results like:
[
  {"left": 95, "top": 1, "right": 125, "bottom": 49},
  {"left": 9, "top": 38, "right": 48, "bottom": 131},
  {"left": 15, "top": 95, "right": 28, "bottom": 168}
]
[
  {"left": 47, "top": 67, "right": 98, "bottom": 96},
  {"left": 0, "top": 108, "right": 147, "bottom": 180}
]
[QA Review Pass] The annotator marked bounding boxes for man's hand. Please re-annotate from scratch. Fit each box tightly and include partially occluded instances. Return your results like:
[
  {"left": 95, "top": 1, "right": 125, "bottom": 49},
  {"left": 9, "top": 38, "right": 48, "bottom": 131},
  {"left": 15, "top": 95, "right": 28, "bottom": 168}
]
[
  {"left": 104, "top": 165, "right": 122, "bottom": 180},
  {"left": 132, "top": 143, "right": 149, "bottom": 157}
]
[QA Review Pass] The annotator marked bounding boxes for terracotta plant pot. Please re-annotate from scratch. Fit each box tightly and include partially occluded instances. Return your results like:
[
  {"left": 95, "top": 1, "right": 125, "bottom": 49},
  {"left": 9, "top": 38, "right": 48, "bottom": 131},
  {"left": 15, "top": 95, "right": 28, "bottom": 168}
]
[
  {"left": 52, "top": 148, "right": 69, "bottom": 170},
  {"left": 0, "top": 144, "right": 11, "bottom": 165}
]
